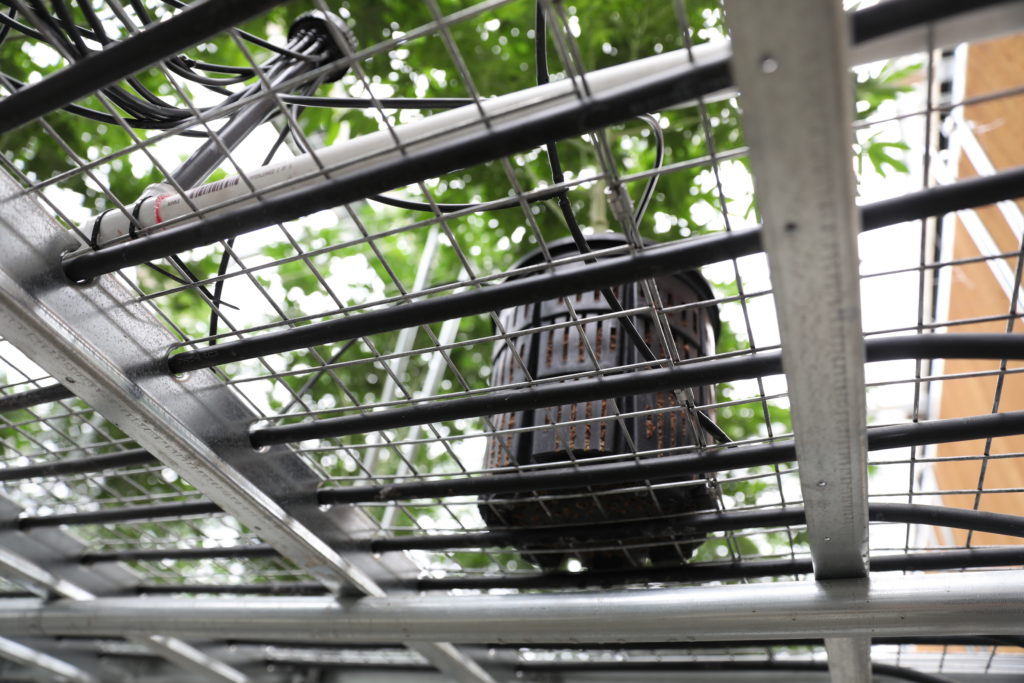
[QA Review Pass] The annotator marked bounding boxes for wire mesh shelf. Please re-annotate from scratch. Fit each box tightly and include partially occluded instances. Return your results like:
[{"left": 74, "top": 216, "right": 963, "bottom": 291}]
[{"left": 0, "top": 1, "right": 1021, "bottom": 682}]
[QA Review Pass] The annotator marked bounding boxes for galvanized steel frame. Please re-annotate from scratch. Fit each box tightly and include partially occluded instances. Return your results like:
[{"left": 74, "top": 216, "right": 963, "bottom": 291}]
[{"left": 0, "top": 169, "right": 492, "bottom": 683}]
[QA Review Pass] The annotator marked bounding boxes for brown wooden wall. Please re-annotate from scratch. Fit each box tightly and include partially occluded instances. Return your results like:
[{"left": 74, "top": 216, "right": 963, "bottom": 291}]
[{"left": 933, "top": 34, "right": 1024, "bottom": 547}]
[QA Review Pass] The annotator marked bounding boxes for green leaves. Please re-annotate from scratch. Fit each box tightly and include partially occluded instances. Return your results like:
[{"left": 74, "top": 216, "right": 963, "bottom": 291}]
[{"left": 857, "top": 133, "right": 910, "bottom": 177}]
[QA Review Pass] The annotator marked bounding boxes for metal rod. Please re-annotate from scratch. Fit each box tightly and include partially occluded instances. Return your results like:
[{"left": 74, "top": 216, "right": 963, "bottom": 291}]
[
  {"left": 421, "top": 547, "right": 1024, "bottom": 592},
  {"left": 252, "top": 333, "right": 1024, "bottom": 446},
  {"left": 58, "top": 0, "right": 1017, "bottom": 280},
  {"left": 1, "top": 166, "right": 1019, "bottom": 419},
  {"left": 19, "top": 407, "right": 1024, "bottom": 526},
  {"left": 851, "top": 0, "right": 1016, "bottom": 44},
  {"left": 220, "top": 634, "right": 1024, "bottom": 651},
  {"left": 18, "top": 500, "right": 220, "bottom": 530},
  {"left": 77, "top": 502, "right": 1024, "bottom": 562},
  {"left": 513, "top": 661, "right": 958, "bottom": 683},
  {"left": 0, "top": 449, "right": 152, "bottom": 482},
  {"left": 61, "top": 52, "right": 734, "bottom": 280},
  {"left": 0, "top": 383, "right": 73, "bottom": 413},
  {"left": 176, "top": 168, "right": 1024, "bottom": 377},
  {"left": 0, "top": 0, "right": 287, "bottom": 134},
  {"left": 125, "top": 544, "right": 1024, "bottom": 594},
  {"left": 0, "top": 571, "right": 1019, "bottom": 643}
]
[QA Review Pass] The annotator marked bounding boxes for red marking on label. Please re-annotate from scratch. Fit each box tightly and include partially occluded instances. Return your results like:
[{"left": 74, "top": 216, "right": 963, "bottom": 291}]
[{"left": 154, "top": 194, "right": 167, "bottom": 224}]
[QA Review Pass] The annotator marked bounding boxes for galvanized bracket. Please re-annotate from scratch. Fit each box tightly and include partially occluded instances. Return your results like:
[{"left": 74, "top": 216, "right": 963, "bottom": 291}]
[{"left": 725, "top": 1, "right": 869, "bottom": 681}]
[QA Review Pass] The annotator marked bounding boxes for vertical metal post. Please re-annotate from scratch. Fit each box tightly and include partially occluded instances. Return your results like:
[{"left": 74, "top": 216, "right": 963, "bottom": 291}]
[{"left": 725, "top": 1, "right": 870, "bottom": 681}]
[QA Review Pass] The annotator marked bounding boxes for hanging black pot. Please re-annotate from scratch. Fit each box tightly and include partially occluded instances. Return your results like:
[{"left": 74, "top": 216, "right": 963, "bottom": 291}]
[{"left": 479, "top": 235, "right": 720, "bottom": 571}]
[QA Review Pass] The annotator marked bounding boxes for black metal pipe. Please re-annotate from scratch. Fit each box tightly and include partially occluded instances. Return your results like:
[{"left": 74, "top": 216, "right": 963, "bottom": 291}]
[
  {"left": 180, "top": 167, "right": 1024, "bottom": 377},
  {"left": 315, "top": 404, "right": 1024, "bottom": 504},
  {"left": 512, "top": 660, "right": 957, "bottom": 683},
  {"left": 125, "top": 547, "right": 1024, "bottom": 595},
  {"left": 235, "top": 655, "right": 951, "bottom": 683},
  {"left": 483, "top": 636, "right": 1024, "bottom": 651},
  {"left": 22, "top": 407, "right": 1024, "bottom": 527},
  {"left": 61, "top": 58, "right": 734, "bottom": 283},
  {"left": 0, "top": 449, "right": 153, "bottom": 482},
  {"left": 58, "top": 0, "right": 1017, "bottom": 283},
  {"left": 257, "top": 333, "right": 1024, "bottom": 447},
  {"left": 5, "top": 165, "right": 1022, "bottom": 420},
  {"left": 137, "top": 582, "right": 327, "bottom": 596},
  {"left": 419, "top": 547, "right": 1024, "bottom": 591},
  {"left": 851, "top": 0, "right": 1017, "bottom": 44},
  {"left": 222, "top": 635, "right": 1024, "bottom": 650},
  {"left": 0, "top": 383, "right": 74, "bottom": 413},
  {"left": 0, "top": 0, "right": 286, "bottom": 134},
  {"left": 77, "top": 502, "right": 1024, "bottom": 562},
  {"left": 17, "top": 500, "right": 219, "bottom": 530},
  {"left": 171, "top": 227, "right": 756, "bottom": 375}
]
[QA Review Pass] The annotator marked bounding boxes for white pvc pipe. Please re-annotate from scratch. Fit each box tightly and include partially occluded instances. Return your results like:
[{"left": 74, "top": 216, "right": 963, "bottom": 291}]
[{"left": 88, "top": 42, "right": 731, "bottom": 246}]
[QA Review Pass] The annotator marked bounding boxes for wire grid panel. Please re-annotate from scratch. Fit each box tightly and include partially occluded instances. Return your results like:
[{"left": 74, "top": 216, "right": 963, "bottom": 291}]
[{"left": 0, "top": 0, "right": 1021, "bottom": 681}]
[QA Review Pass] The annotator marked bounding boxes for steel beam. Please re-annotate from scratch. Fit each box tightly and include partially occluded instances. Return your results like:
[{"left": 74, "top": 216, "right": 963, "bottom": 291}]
[
  {"left": 0, "top": 497, "right": 249, "bottom": 683},
  {"left": 726, "top": 1, "right": 869, "bottom": 681},
  {"left": 0, "top": 637, "right": 96, "bottom": 683},
  {"left": 0, "top": 571, "right": 1019, "bottom": 643},
  {"left": 0, "top": 170, "right": 493, "bottom": 683},
  {"left": 0, "top": 499, "right": 249, "bottom": 682}
]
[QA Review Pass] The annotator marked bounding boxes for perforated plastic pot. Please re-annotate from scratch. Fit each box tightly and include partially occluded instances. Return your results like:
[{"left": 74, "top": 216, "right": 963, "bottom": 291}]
[{"left": 479, "top": 235, "right": 721, "bottom": 571}]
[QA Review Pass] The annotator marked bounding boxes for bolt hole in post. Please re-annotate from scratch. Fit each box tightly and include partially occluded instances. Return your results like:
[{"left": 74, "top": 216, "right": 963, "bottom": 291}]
[{"left": 760, "top": 55, "right": 779, "bottom": 74}]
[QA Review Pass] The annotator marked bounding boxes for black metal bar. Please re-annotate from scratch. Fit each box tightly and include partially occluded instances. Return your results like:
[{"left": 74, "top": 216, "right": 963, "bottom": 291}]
[
  {"left": 0, "top": 0, "right": 287, "bottom": 134},
  {"left": 58, "top": 0, "right": 1019, "bottom": 282},
  {"left": 20, "top": 406, "right": 1022, "bottom": 529},
  {"left": 170, "top": 228, "right": 757, "bottom": 375},
  {"left": 314, "top": 403, "right": 1024, "bottom": 504},
  {"left": 511, "top": 660, "right": 955, "bottom": 683},
  {"left": 17, "top": 500, "right": 220, "bottom": 530},
  {"left": 19, "top": 407, "right": 1024, "bottom": 527},
  {"left": 126, "top": 547, "right": 1024, "bottom": 595},
  {"left": 4, "top": 166, "right": 1021, "bottom": 420},
  {"left": 137, "top": 582, "right": 328, "bottom": 596},
  {"left": 223, "top": 635, "right": 1024, "bottom": 650},
  {"left": 0, "top": 383, "right": 74, "bottom": 413},
  {"left": 851, "top": 0, "right": 1018, "bottom": 44},
  {"left": 860, "top": 164, "right": 1024, "bottom": 230},
  {"left": 257, "top": 333, "right": 1024, "bottom": 447},
  {"left": 82, "top": 543, "right": 280, "bottom": 564},
  {"left": 0, "top": 449, "right": 153, "bottom": 482},
  {"left": 61, "top": 58, "right": 734, "bottom": 282},
  {"left": 77, "top": 502, "right": 1024, "bottom": 562},
  {"left": 419, "top": 547, "right": 1024, "bottom": 591},
  {"left": 174, "top": 166, "right": 1024, "bottom": 378}
]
